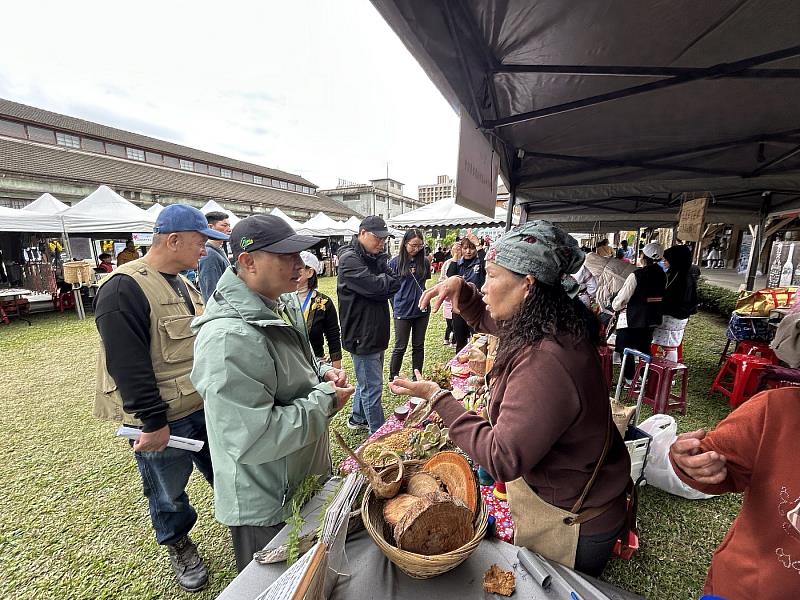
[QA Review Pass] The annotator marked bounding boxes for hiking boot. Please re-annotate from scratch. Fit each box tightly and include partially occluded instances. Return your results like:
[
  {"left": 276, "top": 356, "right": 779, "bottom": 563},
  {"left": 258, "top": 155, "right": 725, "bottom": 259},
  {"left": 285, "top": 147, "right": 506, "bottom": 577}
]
[
  {"left": 166, "top": 535, "right": 208, "bottom": 592},
  {"left": 347, "top": 418, "right": 368, "bottom": 431}
]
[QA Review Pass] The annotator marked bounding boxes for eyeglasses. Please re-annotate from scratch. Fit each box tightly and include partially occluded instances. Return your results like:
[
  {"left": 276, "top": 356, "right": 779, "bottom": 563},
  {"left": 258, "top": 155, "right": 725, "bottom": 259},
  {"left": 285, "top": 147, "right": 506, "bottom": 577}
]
[{"left": 406, "top": 242, "right": 424, "bottom": 249}]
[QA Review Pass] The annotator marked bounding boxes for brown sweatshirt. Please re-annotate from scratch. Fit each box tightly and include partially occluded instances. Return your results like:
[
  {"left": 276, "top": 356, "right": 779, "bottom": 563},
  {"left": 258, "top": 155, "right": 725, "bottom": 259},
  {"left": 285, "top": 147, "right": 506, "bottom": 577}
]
[{"left": 434, "top": 283, "right": 631, "bottom": 535}]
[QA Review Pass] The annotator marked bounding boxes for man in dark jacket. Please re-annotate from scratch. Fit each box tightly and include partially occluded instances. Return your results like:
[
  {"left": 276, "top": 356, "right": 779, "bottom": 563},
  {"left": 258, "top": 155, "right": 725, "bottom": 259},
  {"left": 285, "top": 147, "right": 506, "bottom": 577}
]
[
  {"left": 197, "top": 211, "right": 232, "bottom": 302},
  {"left": 337, "top": 216, "right": 401, "bottom": 433}
]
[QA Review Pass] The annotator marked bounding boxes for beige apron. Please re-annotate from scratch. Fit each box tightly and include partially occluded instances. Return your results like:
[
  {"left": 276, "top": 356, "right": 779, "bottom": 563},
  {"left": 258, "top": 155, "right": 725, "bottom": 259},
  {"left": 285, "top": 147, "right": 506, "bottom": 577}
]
[{"left": 506, "top": 417, "right": 614, "bottom": 568}]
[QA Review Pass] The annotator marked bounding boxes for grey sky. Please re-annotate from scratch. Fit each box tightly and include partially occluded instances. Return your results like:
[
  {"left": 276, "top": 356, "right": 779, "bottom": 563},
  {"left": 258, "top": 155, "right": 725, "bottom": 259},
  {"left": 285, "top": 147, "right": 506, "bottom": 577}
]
[{"left": 0, "top": 1, "right": 459, "bottom": 199}]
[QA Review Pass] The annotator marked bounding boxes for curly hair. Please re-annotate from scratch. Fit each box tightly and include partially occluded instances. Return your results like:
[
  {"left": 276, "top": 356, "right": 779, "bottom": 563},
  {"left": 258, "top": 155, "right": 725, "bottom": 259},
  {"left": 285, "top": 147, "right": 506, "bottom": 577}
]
[{"left": 493, "top": 277, "right": 599, "bottom": 371}]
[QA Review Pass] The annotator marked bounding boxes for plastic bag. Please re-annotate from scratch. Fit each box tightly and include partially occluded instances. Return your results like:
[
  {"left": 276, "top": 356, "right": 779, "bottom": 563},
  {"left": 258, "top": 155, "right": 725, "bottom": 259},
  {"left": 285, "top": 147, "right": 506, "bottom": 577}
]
[{"left": 637, "top": 415, "right": 716, "bottom": 500}]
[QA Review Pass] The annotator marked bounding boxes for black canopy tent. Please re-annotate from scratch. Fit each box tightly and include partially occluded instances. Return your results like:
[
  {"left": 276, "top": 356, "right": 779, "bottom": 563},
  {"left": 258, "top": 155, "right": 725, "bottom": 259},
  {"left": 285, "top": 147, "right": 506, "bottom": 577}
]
[{"left": 370, "top": 0, "right": 800, "bottom": 284}]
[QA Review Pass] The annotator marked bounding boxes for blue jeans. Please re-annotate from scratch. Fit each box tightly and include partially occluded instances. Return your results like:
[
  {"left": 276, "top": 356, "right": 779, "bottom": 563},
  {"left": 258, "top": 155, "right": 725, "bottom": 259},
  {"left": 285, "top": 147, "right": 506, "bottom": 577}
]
[
  {"left": 131, "top": 410, "right": 213, "bottom": 545},
  {"left": 350, "top": 351, "right": 385, "bottom": 433}
]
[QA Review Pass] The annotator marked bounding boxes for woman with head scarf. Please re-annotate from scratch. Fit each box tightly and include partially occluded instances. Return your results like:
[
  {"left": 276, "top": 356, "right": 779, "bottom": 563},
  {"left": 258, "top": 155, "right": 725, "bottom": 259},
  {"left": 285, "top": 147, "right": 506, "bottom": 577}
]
[
  {"left": 651, "top": 245, "right": 699, "bottom": 361},
  {"left": 391, "top": 221, "right": 631, "bottom": 576}
]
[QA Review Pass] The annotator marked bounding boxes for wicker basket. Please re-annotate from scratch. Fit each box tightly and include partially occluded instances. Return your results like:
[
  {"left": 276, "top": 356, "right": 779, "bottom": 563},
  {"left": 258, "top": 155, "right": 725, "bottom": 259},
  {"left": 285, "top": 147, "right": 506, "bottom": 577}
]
[
  {"left": 361, "top": 460, "right": 487, "bottom": 579},
  {"left": 63, "top": 260, "right": 93, "bottom": 285}
]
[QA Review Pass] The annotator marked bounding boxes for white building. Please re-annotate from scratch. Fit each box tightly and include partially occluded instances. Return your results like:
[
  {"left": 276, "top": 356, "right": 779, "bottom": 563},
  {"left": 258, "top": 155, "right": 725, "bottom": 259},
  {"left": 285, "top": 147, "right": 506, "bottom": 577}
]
[{"left": 418, "top": 174, "right": 455, "bottom": 205}]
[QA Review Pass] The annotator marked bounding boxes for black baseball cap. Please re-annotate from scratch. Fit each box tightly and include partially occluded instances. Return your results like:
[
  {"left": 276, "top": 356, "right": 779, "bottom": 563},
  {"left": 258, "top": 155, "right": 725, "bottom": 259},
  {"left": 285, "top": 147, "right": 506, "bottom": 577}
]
[
  {"left": 230, "top": 215, "right": 320, "bottom": 257},
  {"left": 360, "top": 215, "right": 391, "bottom": 238}
]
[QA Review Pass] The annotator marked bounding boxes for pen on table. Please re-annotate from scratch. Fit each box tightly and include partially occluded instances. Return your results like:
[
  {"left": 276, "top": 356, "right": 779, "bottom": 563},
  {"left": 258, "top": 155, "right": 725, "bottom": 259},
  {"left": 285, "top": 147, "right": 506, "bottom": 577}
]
[{"left": 569, "top": 592, "right": 583, "bottom": 600}]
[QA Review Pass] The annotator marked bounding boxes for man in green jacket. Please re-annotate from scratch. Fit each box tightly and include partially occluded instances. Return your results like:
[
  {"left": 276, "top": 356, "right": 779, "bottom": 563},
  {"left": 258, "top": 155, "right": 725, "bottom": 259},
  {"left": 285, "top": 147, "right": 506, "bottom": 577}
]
[{"left": 191, "top": 215, "right": 354, "bottom": 572}]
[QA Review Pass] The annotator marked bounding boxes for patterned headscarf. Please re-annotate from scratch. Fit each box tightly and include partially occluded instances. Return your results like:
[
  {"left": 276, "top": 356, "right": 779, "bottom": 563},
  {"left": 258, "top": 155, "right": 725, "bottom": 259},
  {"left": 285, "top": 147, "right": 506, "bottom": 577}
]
[{"left": 486, "top": 220, "right": 585, "bottom": 298}]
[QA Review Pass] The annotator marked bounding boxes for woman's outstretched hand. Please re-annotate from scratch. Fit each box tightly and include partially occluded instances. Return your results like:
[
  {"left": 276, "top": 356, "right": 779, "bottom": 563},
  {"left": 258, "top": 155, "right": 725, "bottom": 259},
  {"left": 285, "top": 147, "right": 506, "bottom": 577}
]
[
  {"left": 389, "top": 370, "right": 440, "bottom": 399},
  {"left": 419, "top": 276, "right": 464, "bottom": 313}
]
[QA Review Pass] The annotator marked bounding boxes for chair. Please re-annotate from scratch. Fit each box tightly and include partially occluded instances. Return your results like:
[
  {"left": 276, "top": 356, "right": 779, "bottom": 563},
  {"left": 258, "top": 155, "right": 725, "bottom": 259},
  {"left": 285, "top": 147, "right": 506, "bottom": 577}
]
[
  {"left": 626, "top": 356, "right": 688, "bottom": 415},
  {"left": 717, "top": 339, "right": 776, "bottom": 368},
  {"left": 650, "top": 342, "right": 683, "bottom": 362},
  {"left": 597, "top": 344, "right": 613, "bottom": 389},
  {"left": 710, "top": 352, "right": 775, "bottom": 408},
  {"left": 53, "top": 290, "right": 75, "bottom": 312}
]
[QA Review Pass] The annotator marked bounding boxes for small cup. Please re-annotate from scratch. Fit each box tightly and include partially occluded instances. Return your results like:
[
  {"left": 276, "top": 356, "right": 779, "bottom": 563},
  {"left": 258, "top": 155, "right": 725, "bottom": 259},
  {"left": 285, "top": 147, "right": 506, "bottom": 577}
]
[
  {"left": 409, "top": 397, "right": 424, "bottom": 409},
  {"left": 394, "top": 405, "right": 409, "bottom": 421}
]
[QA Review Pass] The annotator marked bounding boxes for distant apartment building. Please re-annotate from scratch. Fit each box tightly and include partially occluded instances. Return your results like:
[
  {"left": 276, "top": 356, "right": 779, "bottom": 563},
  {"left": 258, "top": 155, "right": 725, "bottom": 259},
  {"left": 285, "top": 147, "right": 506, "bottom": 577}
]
[
  {"left": 418, "top": 174, "right": 455, "bottom": 204},
  {"left": 0, "top": 98, "right": 356, "bottom": 220},
  {"left": 318, "top": 178, "right": 423, "bottom": 220}
]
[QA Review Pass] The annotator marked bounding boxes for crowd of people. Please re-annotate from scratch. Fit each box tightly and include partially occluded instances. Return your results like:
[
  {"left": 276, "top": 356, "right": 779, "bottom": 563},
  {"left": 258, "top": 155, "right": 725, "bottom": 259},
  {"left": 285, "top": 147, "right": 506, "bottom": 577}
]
[{"left": 88, "top": 205, "right": 787, "bottom": 598}]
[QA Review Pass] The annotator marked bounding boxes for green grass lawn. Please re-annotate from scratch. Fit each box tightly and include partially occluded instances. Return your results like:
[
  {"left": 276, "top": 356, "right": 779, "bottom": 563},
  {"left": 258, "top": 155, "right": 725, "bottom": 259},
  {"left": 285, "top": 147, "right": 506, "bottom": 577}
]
[{"left": 0, "top": 276, "right": 739, "bottom": 599}]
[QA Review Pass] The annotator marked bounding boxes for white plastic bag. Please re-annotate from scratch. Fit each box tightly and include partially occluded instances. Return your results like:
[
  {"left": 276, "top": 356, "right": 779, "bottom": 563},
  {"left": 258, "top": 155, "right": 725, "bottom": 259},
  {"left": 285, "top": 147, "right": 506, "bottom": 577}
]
[{"left": 638, "top": 414, "right": 716, "bottom": 500}]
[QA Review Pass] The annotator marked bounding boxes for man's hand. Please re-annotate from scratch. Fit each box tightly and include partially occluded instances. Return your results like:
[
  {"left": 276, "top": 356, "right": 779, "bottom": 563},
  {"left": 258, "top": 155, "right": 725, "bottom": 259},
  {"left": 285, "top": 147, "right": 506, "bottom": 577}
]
[
  {"left": 324, "top": 368, "right": 348, "bottom": 388},
  {"left": 333, "top": 384, "right": 356, "bottom": 410},
  {"left": 670, "top": 429, "right": 728, "bottom": 485},
  {"left": 419, "top": 276, "right": 464, "bottom": 313},
  {"left": 133, "top": 425, "right": 170, "bottom": 453},
  {"left": 389, "top": 370, "right": 440, "bottom": 400}
]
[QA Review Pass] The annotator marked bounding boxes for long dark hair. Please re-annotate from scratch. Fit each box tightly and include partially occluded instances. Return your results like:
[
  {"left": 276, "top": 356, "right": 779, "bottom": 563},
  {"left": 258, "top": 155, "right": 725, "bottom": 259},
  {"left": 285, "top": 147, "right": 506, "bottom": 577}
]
[
  {"left": 494, "top": 278, "right": 599, "bottom": 370},
  {"left": 397, "top": 229, "right": 426, "bottom": 277}
]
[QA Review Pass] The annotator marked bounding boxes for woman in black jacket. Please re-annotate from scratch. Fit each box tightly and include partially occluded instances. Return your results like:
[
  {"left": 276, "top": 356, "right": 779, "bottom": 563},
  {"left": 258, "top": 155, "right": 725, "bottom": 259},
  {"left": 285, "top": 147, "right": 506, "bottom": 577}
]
[
  {"left": 652, "top": 244, "right": 699, "bottom": 361},
  {"left": 297, "top": 251, "right": 342, "bottom": 368},
  {"left": 447, "top": 234, "right": 486, "bottom": 351}
]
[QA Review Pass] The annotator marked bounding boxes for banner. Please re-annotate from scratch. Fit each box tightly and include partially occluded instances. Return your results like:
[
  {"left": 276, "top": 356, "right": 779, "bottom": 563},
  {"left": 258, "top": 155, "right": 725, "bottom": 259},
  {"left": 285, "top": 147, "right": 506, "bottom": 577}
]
[
  {"left": 677, "top": 196, "right": 708, "bottom": 242},
  {"left": 456, "top": 110, "right": 499, "bottom": 217}
]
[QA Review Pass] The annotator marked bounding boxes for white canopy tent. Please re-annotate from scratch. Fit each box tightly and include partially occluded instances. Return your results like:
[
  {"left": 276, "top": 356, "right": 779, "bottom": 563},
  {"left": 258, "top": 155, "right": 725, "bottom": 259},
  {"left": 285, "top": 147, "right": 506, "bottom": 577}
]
[
  {"left": 387, "top": 197, "right": 513, "bottom": 229},
  {"left": 297, "top": 212, "right": 354, "bottom": 237},
  {"left": 60, "top": 186, "right": 155, "bottom": 233},
  {"left": 21, "top": 193, "right": 69, "bottom": 214},
  {"left": 0, "top": 205, "right": 63, "bottom": 232},
  {"left": 199, "top": 200, "right": 241, "bottom": 227},
  {"left": 145, "top": 203, "right": 165, "bottom": 217},
  {"left": 270, "top": 207, "right": 303, "bottom": 230}
]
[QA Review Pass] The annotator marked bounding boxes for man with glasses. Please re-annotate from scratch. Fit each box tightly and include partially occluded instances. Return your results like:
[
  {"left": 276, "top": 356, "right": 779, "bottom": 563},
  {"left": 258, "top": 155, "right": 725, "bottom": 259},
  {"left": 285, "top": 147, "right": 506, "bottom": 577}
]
[
  {"left": 93, "top": 204, "right": 228, "bottom": 592},
  {"left": 191, "top": 215, "right": 353, "bottom": 571},
  {"left": 197, "top": 211, "right": 232, "bottom": 302},
  {"left": 337, "top": 216, "right": 401, "bottom": 433}
]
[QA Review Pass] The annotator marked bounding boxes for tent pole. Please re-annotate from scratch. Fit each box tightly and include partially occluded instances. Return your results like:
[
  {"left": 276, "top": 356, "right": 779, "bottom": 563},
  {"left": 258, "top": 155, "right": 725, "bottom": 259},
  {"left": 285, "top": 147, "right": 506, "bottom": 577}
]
[
  {"left": 745, "top": 192, "right": 772, "bottom": 291},
  {"left": 505, "top": 183, "right": 516, "bottom": 231},
  {"left": 60, "top": 216, "right": 73, "bottom": 260}
]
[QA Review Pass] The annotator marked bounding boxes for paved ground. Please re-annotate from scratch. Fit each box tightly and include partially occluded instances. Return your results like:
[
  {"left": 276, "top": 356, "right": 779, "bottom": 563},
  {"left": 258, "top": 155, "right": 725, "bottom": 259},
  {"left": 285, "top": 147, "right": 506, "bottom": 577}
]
[{"left": 700, "top": 267, "right": 766, "bottom": 291}]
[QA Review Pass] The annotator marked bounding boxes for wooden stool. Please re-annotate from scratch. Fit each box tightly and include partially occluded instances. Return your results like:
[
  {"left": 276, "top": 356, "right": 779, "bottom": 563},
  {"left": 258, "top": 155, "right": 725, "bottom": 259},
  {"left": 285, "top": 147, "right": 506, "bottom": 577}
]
[
  {"left": 626, "top": 356, "right": 688, "bottom": 415},
  {"left": 710, "top": 352, "right": 774, "bottom": 408}
]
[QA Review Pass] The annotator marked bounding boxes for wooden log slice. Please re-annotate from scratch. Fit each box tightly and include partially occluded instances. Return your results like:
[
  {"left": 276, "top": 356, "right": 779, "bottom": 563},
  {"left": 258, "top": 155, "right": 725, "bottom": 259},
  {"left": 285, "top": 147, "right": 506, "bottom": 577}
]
[
  {"left": 405, "top": 472, "right": 442, "bottom": 497},
  {"left": 422, "top": 452, "right": 478, "bottom": 517},
  {"left": 382, "top": 494, "right": 423, "bottom": 528},
  {"left": 394, "top": 492, "right": 474, "bottom": 555}
]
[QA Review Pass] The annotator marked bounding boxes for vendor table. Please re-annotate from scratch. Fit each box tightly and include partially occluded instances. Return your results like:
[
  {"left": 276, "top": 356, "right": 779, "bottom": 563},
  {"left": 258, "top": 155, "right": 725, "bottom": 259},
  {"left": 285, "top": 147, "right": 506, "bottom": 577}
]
[
  {"left": 340, "top": 344, "right": 517, "bottom": 542},
  {"left": 0, "top": 288, "right": 32, "bottom": 325},
  {"left": 216, "top": 528, "right": 643, "bottom": 600}
]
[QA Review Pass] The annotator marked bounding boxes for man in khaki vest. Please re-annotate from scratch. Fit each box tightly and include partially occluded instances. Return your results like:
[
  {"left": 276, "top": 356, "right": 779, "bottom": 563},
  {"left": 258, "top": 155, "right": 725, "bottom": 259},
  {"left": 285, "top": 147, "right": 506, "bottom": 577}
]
[{"left": 94, "top": 204, "right": 228, "bottom": 592}]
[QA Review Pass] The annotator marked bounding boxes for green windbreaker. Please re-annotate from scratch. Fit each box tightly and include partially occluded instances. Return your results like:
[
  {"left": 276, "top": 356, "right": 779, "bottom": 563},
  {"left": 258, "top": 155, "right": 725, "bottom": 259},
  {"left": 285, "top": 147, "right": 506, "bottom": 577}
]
[{"left": 191, "top": 268, "right": 336, "bottom": 526}]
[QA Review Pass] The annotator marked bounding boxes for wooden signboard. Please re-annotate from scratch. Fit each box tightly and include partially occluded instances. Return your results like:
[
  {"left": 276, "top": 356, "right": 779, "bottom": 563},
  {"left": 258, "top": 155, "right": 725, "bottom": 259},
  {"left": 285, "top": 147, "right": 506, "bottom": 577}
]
[{"left": 677, "top": 196, "right": 708, "bottom": 242}]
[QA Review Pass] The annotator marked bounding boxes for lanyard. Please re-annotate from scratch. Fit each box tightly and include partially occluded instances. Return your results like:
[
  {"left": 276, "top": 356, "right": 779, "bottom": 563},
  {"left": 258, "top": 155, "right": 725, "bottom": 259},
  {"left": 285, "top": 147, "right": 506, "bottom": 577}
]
[{"left": 301, "top": 289, "right": 314, "bottom": 317}]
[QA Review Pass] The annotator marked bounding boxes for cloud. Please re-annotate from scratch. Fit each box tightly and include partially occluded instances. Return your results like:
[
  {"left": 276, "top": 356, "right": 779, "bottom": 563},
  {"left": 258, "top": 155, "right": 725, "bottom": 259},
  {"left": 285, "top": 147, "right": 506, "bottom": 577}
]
[{"left": 0, "top": 0, "right": 459, "bottom": 199}]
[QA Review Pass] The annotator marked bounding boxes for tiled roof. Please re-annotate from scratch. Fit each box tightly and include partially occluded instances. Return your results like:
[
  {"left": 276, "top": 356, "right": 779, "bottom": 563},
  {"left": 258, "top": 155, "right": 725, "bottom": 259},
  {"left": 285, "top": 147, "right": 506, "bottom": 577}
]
[
  {"left": 0, "top": 137, "right": 356, "bottom": 217},
  {"left": 0, "top": 98, "right": 315, "bottom": 188}
]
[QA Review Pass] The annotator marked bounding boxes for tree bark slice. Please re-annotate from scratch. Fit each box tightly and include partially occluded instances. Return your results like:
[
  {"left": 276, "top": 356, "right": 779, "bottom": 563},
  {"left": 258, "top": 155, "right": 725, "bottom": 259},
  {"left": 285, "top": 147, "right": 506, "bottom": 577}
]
[{"left": 394, "top": 492, "right": 473, "bottom": 555}]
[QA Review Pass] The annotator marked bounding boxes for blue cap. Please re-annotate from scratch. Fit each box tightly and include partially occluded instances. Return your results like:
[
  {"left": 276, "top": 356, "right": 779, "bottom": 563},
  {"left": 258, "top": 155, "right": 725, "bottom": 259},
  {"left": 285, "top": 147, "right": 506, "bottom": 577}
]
[{"left": 154, "top": 204, "right": 229, "bottom": 240}]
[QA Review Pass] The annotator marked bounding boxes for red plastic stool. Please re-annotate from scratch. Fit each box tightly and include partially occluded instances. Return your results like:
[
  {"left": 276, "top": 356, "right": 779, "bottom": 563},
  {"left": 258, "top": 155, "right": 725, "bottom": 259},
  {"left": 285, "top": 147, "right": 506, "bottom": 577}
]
[
  {"left": 626, "top": 356, "right": 688, "bottom": 415},
  {"left": 650, "top": 342, "right": 683, "bottom": 362},
  {"left": 597, "top": 344, "right": 613, "bottom": 389},
  {"left": 53, "top": 291, "right": 75, "bottom": 312},
  {"left": 710, "top": 352, "right": 774, "bottom": 408},
  {"left": 718, "top": 339, "right": 776, "bottom": 368}
]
